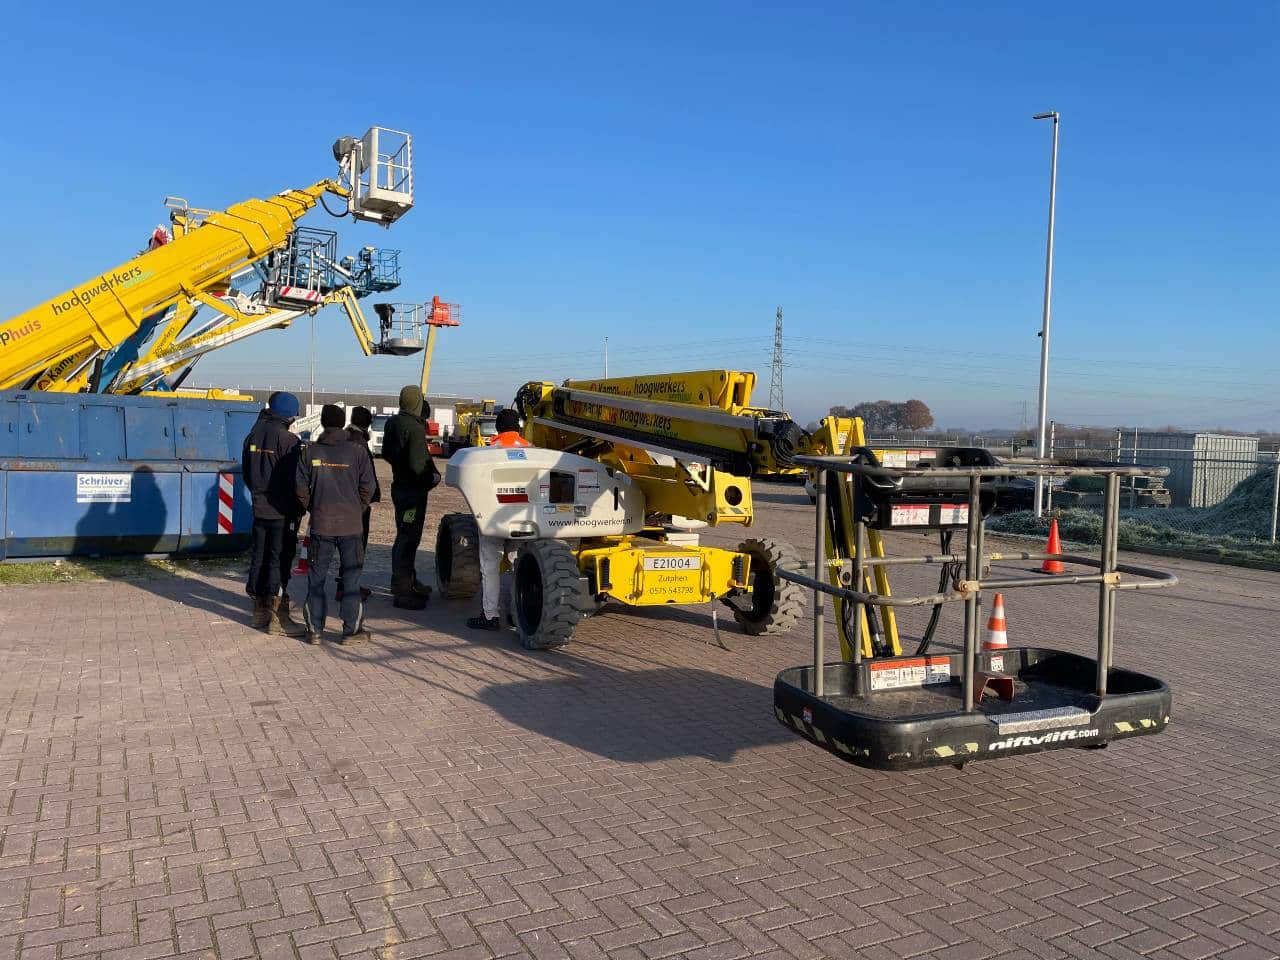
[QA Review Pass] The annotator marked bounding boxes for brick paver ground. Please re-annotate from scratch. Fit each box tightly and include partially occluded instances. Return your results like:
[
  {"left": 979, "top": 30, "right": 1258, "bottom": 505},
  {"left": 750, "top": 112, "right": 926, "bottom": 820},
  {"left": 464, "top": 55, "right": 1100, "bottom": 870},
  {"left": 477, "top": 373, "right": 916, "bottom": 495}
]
[{"left": 2, "top": 470, "right": 1279, "bottom": 959}]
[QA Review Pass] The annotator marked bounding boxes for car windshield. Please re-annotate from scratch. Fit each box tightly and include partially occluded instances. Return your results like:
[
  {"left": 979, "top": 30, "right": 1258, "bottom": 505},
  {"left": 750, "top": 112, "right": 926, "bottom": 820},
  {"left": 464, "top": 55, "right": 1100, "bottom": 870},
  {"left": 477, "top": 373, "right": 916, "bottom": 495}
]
[
  {"left": 478, "top": 419, "right": 499, "bottom": 437},
  {"left": 371, "top": 415, "right": 389, "bottom": 431}
]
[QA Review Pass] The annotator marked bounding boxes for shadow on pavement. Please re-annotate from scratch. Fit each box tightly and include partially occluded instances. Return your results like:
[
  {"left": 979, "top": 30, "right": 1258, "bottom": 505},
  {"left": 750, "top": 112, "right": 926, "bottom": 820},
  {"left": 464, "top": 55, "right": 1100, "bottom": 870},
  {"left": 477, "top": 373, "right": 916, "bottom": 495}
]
[
  {"left": 473, "top": 661, "right": 792, "bottom": 763},
  {"left": 752, "top": 489, "right": 812, "bottom": 507},
  {"left": 323, "top": 598, "right": 793, "bottom": 764}
]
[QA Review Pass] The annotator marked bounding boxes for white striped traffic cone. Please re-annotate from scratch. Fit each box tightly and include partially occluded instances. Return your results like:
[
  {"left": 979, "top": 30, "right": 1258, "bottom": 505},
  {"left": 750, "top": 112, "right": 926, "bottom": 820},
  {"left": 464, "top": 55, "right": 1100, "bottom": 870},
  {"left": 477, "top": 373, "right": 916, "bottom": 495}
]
[
  {"left": 983, "top": 593, "right": 1008, "bottom": 653},
  {"left": 977, "top": 592, "right": 1015, "bottom": 701}
]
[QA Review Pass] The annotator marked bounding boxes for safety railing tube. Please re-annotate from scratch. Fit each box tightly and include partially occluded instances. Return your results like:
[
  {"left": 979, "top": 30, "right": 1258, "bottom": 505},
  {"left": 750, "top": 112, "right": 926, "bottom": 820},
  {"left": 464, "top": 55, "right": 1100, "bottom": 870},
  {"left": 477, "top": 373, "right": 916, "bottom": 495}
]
[
  {"left": 812, "top": 473, "right": 827, "bottom": 696},
  {"left": 777, "top": 457, "right": 1179, "bottom": 710}
]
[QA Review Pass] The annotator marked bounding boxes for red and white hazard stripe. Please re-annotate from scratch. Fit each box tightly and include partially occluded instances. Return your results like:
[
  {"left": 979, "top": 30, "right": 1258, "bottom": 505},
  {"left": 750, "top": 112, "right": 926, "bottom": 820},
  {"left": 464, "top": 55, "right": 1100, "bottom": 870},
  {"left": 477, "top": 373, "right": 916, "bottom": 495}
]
[
  {"left": 217, "top": 472, "right": 235, "bottom": 535},
  {"left": 277, "top": 285, "right": 323, "bottom": 304}
]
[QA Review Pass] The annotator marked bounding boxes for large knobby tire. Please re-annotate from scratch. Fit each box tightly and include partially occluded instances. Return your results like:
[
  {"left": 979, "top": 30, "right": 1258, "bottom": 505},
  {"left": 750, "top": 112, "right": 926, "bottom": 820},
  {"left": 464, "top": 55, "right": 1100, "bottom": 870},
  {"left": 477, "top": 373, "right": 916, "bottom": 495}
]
[
  {"left": 513, "top": 539, "right": 584, "bottom": 650},
  {"left": 732, "top": 538, "right": 803, "bottom": 636},
  {"left": 435, "top": 513, "right": 482, "bottom": 600}
]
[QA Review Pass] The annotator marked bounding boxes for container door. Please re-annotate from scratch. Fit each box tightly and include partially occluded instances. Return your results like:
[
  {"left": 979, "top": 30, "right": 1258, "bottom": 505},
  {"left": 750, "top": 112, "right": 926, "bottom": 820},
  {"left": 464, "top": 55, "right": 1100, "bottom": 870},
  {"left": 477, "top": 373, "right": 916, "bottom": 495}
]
[
  {"left": 124, "top": 405, "right": 176, "bottom": 460},
  {"left": 0, "top": 399, "right": 17, "bottom": 458},
  {"left": 18, "top": 400, "right": 80, "bottom": 459},
  {"left": 175, "top": 409, "right": 228, "bottom": 461}
]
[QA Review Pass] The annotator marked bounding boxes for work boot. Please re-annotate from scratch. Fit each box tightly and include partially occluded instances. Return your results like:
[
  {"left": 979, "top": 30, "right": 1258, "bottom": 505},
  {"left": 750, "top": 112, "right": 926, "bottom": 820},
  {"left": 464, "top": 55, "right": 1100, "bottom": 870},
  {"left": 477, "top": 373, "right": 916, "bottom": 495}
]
[
  {"left": 251, "top": 598, "right": 272, "bottom": 630},
  {"left": 467, "top": 615, "right": 500, "bottom": 631},
  {"left": 393, "top": 593, "right": 428, "bottom": 611},
  {"left": 411, "top": 579, "right": 433, "bottom": 598},
  {"left": 267, "top": 597, "right": 307, "bottom": 637},
  {"left": 337, "top": 629, "right": 371, "bottom": 645},
  {"left": 302, "top": 630, "right": 321, "bottom": 645}
]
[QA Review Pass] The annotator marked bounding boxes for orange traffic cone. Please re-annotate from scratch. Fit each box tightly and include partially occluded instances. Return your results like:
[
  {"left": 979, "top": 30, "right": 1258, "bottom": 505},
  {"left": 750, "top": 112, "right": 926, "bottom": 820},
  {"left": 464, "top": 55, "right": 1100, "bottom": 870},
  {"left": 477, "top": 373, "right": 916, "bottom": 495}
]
[
  {"left": 292, "top": 534, "right": 310, "bottom": 576},
  {"left": 983, "top": 593, "right": 1008, "bottom": 653},
  {"left": 1041, "top": 518, "right": 1065, "bottom": 574},
  {"left": 978, "top": 593, "right": 1015, "bottom": 702}
]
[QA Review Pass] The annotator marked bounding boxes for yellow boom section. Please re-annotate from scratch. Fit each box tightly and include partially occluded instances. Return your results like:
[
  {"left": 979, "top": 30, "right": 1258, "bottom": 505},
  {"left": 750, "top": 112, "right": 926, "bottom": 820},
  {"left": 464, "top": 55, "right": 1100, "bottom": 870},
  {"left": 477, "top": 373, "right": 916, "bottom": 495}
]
[
  {"left": 0, "top": 181, "right": 340, "bottom": 390},
  {"left": 564, "top": 370, "right": 758, "bottom": 412}
]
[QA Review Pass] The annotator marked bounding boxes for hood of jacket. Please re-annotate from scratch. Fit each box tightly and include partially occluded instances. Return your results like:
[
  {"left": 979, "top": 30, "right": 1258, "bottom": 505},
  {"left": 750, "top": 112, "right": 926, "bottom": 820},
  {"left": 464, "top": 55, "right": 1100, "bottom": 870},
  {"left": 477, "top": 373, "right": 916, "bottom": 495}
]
[
  {"left": 398, "top": 385, "right": 424, "bottom": 418},
  {"left": 315, "top": 427, "right": 348, "bottom": 445}
]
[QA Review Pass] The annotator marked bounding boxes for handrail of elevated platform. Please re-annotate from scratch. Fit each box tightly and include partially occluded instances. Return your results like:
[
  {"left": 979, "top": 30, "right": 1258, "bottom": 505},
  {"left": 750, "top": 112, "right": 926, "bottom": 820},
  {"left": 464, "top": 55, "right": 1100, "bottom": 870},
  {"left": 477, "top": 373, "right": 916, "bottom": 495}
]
[{"left": 784, "top": 456, "right": 1178, "bottom": 713}]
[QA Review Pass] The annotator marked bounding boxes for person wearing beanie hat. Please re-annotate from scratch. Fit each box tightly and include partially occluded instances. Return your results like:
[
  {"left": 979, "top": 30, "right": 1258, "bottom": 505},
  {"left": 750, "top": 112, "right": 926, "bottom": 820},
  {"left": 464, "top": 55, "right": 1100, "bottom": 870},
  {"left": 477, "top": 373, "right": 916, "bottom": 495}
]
[
  {"left": 268, "top": 391, "right": 300, "bottom": 419},
  {"left": 295, "top": 404, "right": 376, "bottom": 644},
  {"left": 242, "top": 391, "right": 306, "bottom": 636},
  {"left": 381, "top": 385, "right": 441, "bottom": 610},
  {"left": 336, "top": 406, "right": 381, "bottom": 603}
]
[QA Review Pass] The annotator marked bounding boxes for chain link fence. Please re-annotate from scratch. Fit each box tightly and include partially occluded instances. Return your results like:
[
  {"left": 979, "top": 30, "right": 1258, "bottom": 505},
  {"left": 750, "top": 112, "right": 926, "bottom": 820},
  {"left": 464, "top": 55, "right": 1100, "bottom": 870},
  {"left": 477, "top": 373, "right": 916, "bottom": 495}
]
[{"left": 871, "top": 426, "right": 1280, "bottom": 567}]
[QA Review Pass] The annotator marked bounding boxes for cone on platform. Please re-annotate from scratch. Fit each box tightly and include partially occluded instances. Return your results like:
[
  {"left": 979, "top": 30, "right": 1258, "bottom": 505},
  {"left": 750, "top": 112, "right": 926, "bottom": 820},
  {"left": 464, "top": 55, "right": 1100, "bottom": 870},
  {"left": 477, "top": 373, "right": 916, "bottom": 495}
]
[
  {"left": 292, "top": 535, "right": 310, "bottom": 576},
  {"left": 977, "top": 592, "right": 1016, "bottom": 701},
  {"left": 1041, "top": 518, "right": 1065, "bottom": 574},
  {"left": 983, "top": 593, "right": 1008, "bottom": 651}
]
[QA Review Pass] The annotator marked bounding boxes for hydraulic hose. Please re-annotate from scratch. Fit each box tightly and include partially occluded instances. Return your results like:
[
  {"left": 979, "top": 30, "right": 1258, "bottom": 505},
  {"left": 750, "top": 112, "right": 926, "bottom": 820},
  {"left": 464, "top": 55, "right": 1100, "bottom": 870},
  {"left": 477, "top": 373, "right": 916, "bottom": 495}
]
[{"left": 915, "top": 529, "right": 960, "bottom": 656}]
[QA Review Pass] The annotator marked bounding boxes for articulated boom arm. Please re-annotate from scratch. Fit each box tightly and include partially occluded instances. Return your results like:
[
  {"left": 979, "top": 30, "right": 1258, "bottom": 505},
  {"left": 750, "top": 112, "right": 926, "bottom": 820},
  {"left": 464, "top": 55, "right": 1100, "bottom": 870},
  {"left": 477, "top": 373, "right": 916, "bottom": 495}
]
[
  {"left": 514, "top": 371, "right": 807, "bottom": 527},
  {"left": 0, "top": 182, "right": 342, "bottom": 390},
  {"left": 1, "top": 125, "right": 417, "bottom": 393}
]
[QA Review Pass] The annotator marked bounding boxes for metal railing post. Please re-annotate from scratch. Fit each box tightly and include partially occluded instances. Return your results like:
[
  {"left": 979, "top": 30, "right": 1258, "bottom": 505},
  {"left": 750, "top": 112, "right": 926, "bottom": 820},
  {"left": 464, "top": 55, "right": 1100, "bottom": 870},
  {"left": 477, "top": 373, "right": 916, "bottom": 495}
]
[
  {"left": 962, "top": 475, "right": 981, "bottom": 713},
  {"left": 1271, "top": 451, "right": 1280, "bottom": 544},
  {"left": 851, "top": 516, "right": 866, "bottom": 697},
  {"left": 1096, "top": 472, "right": 1120, "bottom": 695},
  {"left": 812, "top": 473, "right": 827, "bottom": 697}
]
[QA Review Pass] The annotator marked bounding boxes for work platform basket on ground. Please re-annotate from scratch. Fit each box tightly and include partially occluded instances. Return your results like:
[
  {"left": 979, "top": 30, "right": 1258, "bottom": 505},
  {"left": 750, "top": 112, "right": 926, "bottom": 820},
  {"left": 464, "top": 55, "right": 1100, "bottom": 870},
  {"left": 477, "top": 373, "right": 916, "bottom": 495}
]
[{"left": 773, "top": 453, "right": 1177, "bottom": 771}]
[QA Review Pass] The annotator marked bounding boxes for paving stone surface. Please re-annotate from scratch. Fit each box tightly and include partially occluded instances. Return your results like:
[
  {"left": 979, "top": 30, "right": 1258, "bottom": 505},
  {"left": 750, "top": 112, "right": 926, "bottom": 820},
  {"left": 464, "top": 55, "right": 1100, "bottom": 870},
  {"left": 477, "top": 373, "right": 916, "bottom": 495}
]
[{"left": 2, "top": 469, "right": 1278, "bottom": 959}]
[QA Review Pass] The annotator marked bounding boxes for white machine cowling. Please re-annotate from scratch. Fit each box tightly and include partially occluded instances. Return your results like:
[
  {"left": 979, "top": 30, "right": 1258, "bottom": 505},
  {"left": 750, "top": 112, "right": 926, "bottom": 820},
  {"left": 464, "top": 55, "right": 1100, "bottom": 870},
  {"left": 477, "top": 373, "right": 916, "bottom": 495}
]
[{"left": 445, "top": 446, "right": 645, "bottom": 539}]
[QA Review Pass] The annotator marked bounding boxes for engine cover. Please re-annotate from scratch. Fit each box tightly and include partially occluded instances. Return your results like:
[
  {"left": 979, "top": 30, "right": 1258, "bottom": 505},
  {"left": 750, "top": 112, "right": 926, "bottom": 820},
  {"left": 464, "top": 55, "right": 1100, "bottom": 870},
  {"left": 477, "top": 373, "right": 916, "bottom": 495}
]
[{"left": 445, "top": 447, "right": 645, "bottom": 539}]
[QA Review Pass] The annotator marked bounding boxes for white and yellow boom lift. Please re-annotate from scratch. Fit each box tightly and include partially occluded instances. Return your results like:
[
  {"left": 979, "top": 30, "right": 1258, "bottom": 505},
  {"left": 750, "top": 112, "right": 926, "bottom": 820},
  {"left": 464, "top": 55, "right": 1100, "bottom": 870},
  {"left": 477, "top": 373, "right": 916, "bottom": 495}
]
[
  {"left": 434, "top": 370, "right": 808, "bottom": 650},
  {"left": 0, "top": 127, "right": 418, "bottom": 395}
]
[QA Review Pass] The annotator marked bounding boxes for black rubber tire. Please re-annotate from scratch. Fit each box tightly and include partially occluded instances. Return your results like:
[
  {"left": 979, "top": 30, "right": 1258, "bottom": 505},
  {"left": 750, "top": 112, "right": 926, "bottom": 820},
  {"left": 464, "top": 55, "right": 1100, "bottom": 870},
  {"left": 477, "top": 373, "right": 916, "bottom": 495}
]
[
  {"left": 732, "top": 537, "right": 804, "bottom": 636},
  {"left": 513, "top": 539, "right": 584, "bottom": 650},
  {"left": 435, "top": 513, "right": 482, "bottom": 600}
]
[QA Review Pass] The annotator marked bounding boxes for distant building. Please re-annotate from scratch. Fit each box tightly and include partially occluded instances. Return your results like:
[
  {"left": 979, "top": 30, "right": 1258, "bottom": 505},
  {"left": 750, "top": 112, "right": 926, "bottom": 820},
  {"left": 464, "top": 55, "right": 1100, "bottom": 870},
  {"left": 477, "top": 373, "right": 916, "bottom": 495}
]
[
  {"left": 222, "top": 389, "right": 472, "bottom": 434},
  {"left": 1129, "top": 432, "right": 1260, "bottom": 508}
]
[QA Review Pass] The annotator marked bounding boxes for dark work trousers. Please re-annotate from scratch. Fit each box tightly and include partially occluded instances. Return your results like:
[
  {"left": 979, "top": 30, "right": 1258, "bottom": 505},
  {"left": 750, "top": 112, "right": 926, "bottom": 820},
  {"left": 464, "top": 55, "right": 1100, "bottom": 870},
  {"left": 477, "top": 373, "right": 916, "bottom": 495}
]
[
  {"left": 304, "top": 534, "right": 365, "bottom": 635},
  {"left": 335, "top": 508, "right": 371, "bottom": 596},
  {"left": 279, "top": 518, "right": 300, "bottom": 599},
  {"left": 247, "top": 517, "right": 286, "bottom": 599},
  {"left": 390, "top": 490, "right": 427, "bottom": 596}
]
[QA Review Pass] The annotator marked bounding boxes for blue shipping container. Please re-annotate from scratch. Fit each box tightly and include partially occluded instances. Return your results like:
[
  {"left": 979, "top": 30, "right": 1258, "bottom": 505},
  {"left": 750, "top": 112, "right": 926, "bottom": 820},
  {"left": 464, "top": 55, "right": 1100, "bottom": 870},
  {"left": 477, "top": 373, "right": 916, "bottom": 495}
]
[{"left": 0, "top": 391, "right": 260, "bottom": 560}]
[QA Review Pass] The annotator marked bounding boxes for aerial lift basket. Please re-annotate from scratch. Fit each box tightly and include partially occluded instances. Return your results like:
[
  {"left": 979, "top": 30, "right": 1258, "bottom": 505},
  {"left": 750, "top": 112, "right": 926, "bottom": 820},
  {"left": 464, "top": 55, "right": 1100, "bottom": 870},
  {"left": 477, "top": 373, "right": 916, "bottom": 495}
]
[{"left": 774, "top": 455, "right": 1177, "bottom": 771}]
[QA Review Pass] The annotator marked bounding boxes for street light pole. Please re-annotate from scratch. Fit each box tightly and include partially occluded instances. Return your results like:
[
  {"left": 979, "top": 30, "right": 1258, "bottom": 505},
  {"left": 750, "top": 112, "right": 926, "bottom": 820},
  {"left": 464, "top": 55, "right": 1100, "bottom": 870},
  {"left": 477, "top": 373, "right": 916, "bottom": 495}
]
[
  {"left": 1032, "top": 110, "right": 1060, "bottom": 518},
  {"left": 604, "top": 336, "right": 609, "bottom": 378}
]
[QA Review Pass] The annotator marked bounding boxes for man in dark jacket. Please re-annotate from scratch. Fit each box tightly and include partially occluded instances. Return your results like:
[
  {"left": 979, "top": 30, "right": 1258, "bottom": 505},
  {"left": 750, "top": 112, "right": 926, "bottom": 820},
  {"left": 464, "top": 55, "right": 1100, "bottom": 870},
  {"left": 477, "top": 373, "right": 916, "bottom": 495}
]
[
  {"left": 336, "top": 406, "right": 381, "bottom": 603},
  {"left": 242, "top": 391, "right": 306, "bottom": 636},
  {"left": 381, "top": 385, "right": 439, "bottom": 610},
  {"left": 296, "top": 405, "right": 377, "bottom": 644}
]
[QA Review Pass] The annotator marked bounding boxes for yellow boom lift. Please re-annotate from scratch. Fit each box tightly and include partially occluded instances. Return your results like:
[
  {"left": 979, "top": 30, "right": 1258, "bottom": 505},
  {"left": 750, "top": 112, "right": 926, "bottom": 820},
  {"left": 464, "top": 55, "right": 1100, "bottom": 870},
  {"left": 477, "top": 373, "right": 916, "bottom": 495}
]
[
  {"left": 0, "top": 128, "right": 419, "bottom": 395},
  {"left": 434, "top": 369, "right": 808, "bottom": 649}
]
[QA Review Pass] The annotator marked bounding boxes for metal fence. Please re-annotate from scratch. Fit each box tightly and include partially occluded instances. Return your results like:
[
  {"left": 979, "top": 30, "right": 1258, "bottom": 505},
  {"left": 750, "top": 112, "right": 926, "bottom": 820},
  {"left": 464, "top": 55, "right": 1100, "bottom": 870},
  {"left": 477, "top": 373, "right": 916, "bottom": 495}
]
[{"left": 871, "top": 426, "right": 1280, "bottom": 548}]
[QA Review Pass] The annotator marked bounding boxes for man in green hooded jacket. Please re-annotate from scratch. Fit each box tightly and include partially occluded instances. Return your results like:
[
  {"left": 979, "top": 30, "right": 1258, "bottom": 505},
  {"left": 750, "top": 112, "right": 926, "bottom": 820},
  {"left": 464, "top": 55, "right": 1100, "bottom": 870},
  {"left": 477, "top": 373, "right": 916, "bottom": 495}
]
[{"left": 381, "top": 385, "right": 440, "bottom": 609}]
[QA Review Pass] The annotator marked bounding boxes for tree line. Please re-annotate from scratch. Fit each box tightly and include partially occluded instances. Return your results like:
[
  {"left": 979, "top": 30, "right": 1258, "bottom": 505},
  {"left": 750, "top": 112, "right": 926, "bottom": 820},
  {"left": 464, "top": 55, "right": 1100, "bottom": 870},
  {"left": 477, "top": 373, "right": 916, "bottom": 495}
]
[{"left": 828, "top": 399, "right": 934, "bottom": 432}]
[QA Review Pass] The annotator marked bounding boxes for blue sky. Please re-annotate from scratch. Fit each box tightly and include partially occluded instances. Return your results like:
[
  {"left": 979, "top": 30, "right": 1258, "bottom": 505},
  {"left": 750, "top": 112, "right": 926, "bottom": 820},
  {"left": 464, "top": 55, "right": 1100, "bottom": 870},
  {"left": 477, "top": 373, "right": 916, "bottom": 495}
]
[{"left": 2, "top": 2, "right": 1275, "bottom": 430}]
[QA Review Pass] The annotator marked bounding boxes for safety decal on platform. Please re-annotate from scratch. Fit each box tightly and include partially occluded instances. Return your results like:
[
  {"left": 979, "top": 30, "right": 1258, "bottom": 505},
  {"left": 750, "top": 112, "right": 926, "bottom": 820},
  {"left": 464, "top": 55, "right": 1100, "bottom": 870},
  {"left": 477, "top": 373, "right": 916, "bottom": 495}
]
[
  {"left": 869, "top": 656, "right": 951, "bottom": 691},
  {"left": 890, "top": 504, "right": 930, "bottom": 526}
]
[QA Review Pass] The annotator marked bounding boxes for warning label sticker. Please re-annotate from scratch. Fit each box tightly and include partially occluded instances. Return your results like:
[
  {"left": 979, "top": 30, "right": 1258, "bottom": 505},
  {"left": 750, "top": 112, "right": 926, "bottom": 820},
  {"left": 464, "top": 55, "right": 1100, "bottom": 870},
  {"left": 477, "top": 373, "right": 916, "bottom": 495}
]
[
  {"left": 869, "top": 656, "right": 952, "bottom": 691},
  {"left": 890, "top": 504, "right": 931, "bottom": 526},
  {"left": 937, "top": 504, "right": 969, "bottom": 524}
]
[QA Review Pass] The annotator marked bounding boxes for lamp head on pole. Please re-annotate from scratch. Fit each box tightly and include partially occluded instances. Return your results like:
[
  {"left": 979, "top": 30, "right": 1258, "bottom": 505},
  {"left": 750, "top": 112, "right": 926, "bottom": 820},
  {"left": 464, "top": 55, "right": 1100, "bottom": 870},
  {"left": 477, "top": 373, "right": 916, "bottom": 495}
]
[{"left": 1033, "top": 111, "right": 1060, "bottom": 122}]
